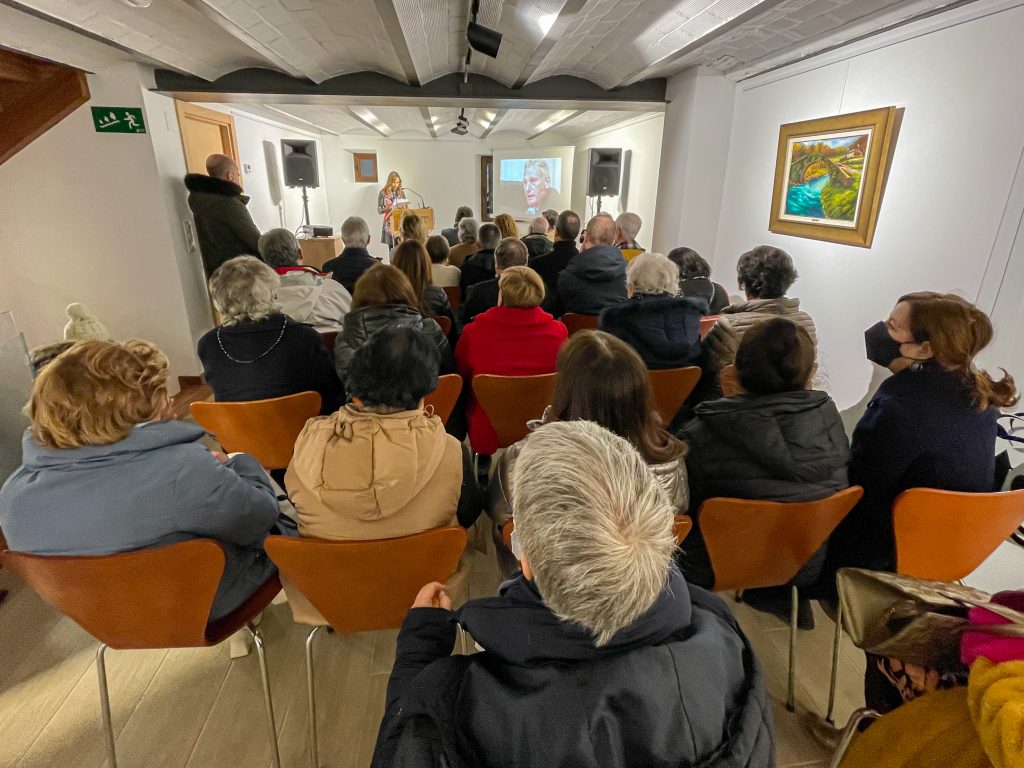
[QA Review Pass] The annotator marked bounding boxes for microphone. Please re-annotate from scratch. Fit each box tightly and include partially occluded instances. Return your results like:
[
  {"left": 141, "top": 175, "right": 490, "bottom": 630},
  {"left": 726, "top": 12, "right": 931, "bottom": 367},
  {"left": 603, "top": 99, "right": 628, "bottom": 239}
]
[{"left": 403, "top": 187, "right": 427, "bottom": 208}]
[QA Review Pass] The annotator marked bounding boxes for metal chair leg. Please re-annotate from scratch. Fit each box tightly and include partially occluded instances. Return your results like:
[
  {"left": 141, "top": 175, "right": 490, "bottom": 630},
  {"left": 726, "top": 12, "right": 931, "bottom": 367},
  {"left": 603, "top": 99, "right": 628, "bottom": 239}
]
[
  {"left": 827, "top": 708, "right": 881, "bottom": 768},
  {"left": 248, "top": 623, "right": 282, "bottom": 768},
  {"left": 96, "top": 643, "right": 118, "bottom": 768},
  {"left": 305, "top": 626, "right": 324, "bottom": 768},
  {"left": 787, "top": 585, "right": 798, "bottom": 712},
  {"left": 826, "top": 597, "right": 844, "bottom": 724}
]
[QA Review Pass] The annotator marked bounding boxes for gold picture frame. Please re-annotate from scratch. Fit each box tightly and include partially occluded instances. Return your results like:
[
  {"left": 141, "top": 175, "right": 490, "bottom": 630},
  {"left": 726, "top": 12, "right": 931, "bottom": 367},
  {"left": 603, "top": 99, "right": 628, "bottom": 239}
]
[{"left": 769, "top": 106, "right": 900, "bottom": 248}]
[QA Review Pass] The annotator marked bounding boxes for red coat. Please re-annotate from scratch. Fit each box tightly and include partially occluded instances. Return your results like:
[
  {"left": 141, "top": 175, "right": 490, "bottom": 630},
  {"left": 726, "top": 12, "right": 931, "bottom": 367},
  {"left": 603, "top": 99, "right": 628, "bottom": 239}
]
[{"left": 455, "top": 306, "right": 568, "bottom": 455}]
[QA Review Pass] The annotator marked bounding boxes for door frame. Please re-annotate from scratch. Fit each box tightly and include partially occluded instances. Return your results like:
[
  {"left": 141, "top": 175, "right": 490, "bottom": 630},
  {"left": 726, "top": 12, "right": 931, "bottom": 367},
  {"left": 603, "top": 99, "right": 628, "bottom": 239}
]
[{"left": 174, "top": 100, "right": 240, "bottom": 174}]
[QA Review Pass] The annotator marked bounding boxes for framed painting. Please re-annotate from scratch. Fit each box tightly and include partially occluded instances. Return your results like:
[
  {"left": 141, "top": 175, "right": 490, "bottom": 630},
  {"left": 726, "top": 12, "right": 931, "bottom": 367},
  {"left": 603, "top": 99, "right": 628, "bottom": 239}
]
[
  {"left": 353, "top": 151, "right": 378, "bottom": 183},
  {"left": 769, "top": 106, "right": 899, "bottom": 247}
]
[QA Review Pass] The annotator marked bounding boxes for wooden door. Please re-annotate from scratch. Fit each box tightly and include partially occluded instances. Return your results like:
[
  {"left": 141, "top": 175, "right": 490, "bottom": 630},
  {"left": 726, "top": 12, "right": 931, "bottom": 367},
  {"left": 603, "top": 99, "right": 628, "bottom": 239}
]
[
  {"left": 175, "top": 100, "right": 239, "bottom": 174},
  {"left": 480, "top": 155, "right": 493, "bottom": 221}
]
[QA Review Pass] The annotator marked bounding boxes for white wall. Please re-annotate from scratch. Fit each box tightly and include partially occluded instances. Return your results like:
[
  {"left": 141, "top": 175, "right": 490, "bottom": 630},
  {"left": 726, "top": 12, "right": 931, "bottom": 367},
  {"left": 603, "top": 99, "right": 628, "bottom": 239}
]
[
  {"left": 706, "top": 4, "right": 1024, "bottom": 413},
  {"left": 0, "top": 63, "right": 201, "bottom": 383}
]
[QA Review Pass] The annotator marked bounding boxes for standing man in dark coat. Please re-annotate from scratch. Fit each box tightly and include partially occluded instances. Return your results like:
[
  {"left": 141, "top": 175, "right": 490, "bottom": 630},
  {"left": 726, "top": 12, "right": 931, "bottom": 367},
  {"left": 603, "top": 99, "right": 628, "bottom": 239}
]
[{"left": 185, "top": 154, "right": 262, "bottom": 278}]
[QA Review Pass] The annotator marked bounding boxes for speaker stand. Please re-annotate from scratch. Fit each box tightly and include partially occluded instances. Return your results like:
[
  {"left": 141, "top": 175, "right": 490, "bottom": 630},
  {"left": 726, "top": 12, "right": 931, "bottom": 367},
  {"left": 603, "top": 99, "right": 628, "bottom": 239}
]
[
  {"left": 595, "top": 195, "right": 603, "bottom": 214},
  {"left": 301, "top": 185, "right": 311, "bottom": 228}
]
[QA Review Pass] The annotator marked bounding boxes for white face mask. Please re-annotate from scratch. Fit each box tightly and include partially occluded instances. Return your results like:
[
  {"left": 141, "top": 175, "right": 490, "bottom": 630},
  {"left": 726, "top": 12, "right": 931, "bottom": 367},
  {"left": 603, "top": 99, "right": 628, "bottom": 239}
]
[{"left": 510, "top": 528, "right": 523, "bottom": 560}]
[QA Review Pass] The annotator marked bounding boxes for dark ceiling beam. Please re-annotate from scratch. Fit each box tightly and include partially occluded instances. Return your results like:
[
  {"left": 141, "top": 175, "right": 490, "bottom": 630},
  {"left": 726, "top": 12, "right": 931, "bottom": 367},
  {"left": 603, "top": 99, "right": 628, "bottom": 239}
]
[
  {"left": 178, "top": 0, "right": 310, "bottom": 80},
  {"left": 526, "top": 109, "right": 579, "bottom": 141},
  {"left": 479, "top": 107, "right": 507, "bottom": 139},
  {"left": 419, "top": 106, "right": 437, "bottom": 138},
  {"left": 511, "top": 0, "right": 590, "bottom": 89},
  {"left": 372, "top": 0, "right": 421, "bottom": 86}
]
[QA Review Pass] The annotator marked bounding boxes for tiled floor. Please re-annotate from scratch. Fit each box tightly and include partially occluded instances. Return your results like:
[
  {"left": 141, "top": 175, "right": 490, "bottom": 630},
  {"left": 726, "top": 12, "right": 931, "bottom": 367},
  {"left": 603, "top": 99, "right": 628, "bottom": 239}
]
[{"left": 0, "top": 542, "right": 865, "bottom": 768}]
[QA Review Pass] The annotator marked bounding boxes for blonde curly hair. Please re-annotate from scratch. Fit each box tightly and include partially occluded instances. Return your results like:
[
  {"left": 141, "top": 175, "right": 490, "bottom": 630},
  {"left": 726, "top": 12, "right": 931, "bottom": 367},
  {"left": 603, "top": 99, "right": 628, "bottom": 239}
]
[{"left": 29, "top": 340, "right": 170, "bottom": 449}]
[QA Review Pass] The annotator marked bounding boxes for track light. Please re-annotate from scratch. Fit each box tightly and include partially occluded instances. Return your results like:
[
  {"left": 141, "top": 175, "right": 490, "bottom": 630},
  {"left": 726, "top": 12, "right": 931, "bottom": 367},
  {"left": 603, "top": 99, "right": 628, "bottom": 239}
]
[
  {"left": 467, "top": 21, "right": 502, "bottom": 58},
  {"left": 450, "top": 108, "right": 470, "bottom": 136}
]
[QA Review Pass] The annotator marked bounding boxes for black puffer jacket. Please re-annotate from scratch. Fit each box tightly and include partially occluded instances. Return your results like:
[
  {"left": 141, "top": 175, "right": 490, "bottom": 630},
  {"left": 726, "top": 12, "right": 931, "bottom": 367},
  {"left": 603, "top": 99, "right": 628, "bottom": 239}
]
[
  {"left": 459, "top": 249, "right": 496, "bottom": 300},
  {"left": 599, "top": 294, "right": 707, "bottom": 369},
  {"left": 334, "top": 303, "right": 453, "bottom": 384},
  {"left": 372, "top": 571, "right": 774, "bottom": 768},
  {"left": 556, "top": 244, "right": 627, "bottom": 316},
  {"left": 678, "top": 390, "right": 850, "bottom": 588},
  {"left": 185, "top": 174, "right": 262, "bottom": 278},
  {"left": 521, "top": 233, "right": 553, "bottom": 261}
]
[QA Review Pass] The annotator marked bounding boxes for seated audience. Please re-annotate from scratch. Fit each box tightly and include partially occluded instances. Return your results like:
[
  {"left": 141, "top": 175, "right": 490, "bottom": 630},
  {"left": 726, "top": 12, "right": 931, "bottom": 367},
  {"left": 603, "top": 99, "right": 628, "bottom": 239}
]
[
  {"left": 702, "top": 245, "right": 816, "bottom": 377},
  {"left": 391, "top": 240, "right": 455, "bottom": 324},
  {"left": 556, "top": 214, "right": 627, "bottom": 315},
  {"left": 486, "top": 330, "right": 689, "bottom": 578},
  {"left": 542, "top": 208, "right": 558, "bottom": 239},
  {"left": 668, "top": 246, "right": 730, "bottom": 314},
  {"left": 530, "top": 209, "right": 580, "bottom": 292},
  {"left": 390, "top": 213, "right": 428, "bottom": 259},
  {"left": 284, "top": 327, "right": 481, "bottom": 624},
  {"left": 441, "top": 205, "right": 472, "bottom": 247},
  {"left": 447, "top": 217, "right": 480, "bottom": 268},
  {"left": 426, "top": 235, "right": 460, "bottom": 288},
  {"left": 334, "top": 264, "right": 453, "bottom": 384},
  {"left": 615, "top": 211, "right": 644, "bottom": 252},
  {"left": 372, "top": 420, "right": 772, "bottom": 768},
  {"left": 598, "top": 252, "right": 706, "bottom": 370},
  {"left": 258, "top": 228, "right": 351, "bottom": 331},
  {"left": 198, "top": 256, "right": 342, "bottom": 414},
  {"left": 0, "top": 340, "right": 281, "bottom": 621},
  {"left": 455, "top": 266, "right": 567, "bottom": 457},
  {"left": 322, "top": 216, "right": 378, "bottom": 294},
  {"left": 679, "top": 318, "right": 848, "bottom": 628},
  {"left": 493, "top": 212, "right": 519, "bottom": 240},
  {"left": 29, "top": 341, "right": 77, "bottom": 375},
  {"left": 459, "top": 222, "right": 501, "bottom": 299},
  {"left": 521, "top": 215, "right": 553, "bottom": 260},
  {"left": 462, "top": 237, "right": 528, "bottom": 324}
]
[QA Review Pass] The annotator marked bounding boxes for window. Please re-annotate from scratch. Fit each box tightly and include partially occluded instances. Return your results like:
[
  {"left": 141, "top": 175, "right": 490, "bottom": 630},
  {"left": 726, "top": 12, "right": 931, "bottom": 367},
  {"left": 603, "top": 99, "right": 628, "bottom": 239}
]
[{"left": 353, "top": 152, "right": 378, "bottom": 183}]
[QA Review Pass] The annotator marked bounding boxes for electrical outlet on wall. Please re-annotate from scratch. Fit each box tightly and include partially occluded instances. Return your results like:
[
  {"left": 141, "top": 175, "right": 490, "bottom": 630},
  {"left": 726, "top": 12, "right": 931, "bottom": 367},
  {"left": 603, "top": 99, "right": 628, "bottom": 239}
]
[
  {"left": 243, "top": 163, "right": 253, "bottom": 174},
  {"left": 183, "top": 218, "right": 198, "bottom": 252}
]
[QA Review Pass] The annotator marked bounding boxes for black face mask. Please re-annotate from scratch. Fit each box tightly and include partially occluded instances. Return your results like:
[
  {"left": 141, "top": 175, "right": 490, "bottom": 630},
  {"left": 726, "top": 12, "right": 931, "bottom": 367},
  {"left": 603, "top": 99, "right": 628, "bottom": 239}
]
[{"left": 865, "top": 321, "right": 903, "bottom": 367}]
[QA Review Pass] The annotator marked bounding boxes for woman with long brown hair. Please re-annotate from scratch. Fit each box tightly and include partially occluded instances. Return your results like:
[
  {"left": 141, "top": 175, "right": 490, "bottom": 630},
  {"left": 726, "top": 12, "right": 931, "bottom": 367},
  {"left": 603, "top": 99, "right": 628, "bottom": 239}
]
[
  {"left": 484, "top": 330, "right": 686, "bottom": 576},
  {"left": 492, "top": 213, "right": 519, "bottom": 240},
  {"left": 333, "top": 263, "right": 453, "bottom": 384},
  {"left": 391, "top": 240, "right": 455, "bottom": 324},
  {"left": 377, "top": 170, "right": 403, "bottom": 248}
]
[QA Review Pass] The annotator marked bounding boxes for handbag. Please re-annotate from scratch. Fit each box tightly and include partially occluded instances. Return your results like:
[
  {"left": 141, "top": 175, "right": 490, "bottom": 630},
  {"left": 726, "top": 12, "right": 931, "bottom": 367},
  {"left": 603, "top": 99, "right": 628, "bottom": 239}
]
[{"left": 836, "top": 568, "right": 1024, "bottom": 668}]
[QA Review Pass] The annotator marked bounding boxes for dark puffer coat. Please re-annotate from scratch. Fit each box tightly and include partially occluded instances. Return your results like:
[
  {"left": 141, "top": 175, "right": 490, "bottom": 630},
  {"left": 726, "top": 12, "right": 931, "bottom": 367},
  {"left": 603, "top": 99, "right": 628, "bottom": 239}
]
[
  {"left": 184, "top": 174, "right": 262, "bottom": 278},
  {"left": 598, "top": 293, "right": 707, "bottom": 369},
  {"left": 372, "top": 571, "right": 774, "bottom": 768},
  {"left": 556, "top": 244, "right": 627, "bottom": 316},
  {"left": 334, "top": 303, "right": 453, "bottom": 384}
]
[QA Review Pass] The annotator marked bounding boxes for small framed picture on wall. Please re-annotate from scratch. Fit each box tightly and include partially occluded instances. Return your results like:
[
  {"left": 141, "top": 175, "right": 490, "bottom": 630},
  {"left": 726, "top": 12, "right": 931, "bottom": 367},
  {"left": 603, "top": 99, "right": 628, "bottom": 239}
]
[{"left": 353, "top": 152, "right": 378, "bottom": 183}]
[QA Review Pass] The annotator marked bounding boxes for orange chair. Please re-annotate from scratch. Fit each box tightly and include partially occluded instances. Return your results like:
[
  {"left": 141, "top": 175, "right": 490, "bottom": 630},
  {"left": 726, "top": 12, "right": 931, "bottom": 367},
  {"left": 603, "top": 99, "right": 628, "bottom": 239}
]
[
  {"left": 825, "top": 487, "right": 1024, "bottom": 723},
  {"left": 424, "top": 373, "right": 463, "bottom": 425},
  {"left": 2, "top": 541, "right": 283, "bottom": 768},
  {"left": 699, "top": 315, "right": 719, "bottom": 338},
  {"left": 319, "top": 331, "right": 338, "bottom": 362},
  {"left": 443, "top": 285, "right": 461, "bottom": 311},
  {"left": 621, "top": 247, "right": 644, "bottom": 262},
  {"left": 433, "top": 315, "right": 452, "bottom": 336},
  {"left": 648, "top": 367, "right": 701, "bottom": 425},
  {"left": 699, "top": 486, "right": 863, "bottom": 711},
  {"left": 472, "top": 373, "right": 557, "bottom": 448},
  {"left": 264, "top": 526, "right": 467, "bottom": 768},
  {"left": 720, "top": 364, "right": 742, "bottom": 397},
  {"left": 561, "top": 313, "right": 599, "bottom": 336},
  {"left": 501, "top": 514, "right": 693, "bottom": 550},
  {"left": 190, "top": 391, "right": 322, "bottom": 470}
]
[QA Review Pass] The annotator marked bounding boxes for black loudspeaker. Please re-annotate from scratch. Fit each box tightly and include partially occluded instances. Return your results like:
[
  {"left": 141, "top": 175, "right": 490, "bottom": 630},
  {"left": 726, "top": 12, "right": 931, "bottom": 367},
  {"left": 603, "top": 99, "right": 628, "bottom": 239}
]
[
  {"left": 281, "top": 139, "right": 319, "bottom": 188},
  {"left": 587, "top": 148, "right": 622, "bottom": 196}
]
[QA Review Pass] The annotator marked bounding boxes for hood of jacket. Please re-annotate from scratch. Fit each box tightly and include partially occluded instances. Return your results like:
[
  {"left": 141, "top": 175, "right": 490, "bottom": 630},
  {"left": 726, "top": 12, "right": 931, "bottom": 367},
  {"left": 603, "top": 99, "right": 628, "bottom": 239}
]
[
  {"left": 277, "top": 269, "right": 325, "bottom": 324},
  {"left": 290, "top": 406, "right": 453, "bottom": 520},
  {"left": 690, "top": 390, "right": 849, "bottom": 482},
  {"left": 341, "top": 303, "right": 429, "bottom": 346},
  {"left": 599, "top": 294, "right": 706, "bottom": 367},
  {"left": 565, "top": 243, "right": 626, "bottom": 283},
  {"left": 184, "top": 173, "right": 249, "bottom": 205},
  {"left": 19, "top": 420, "right": 205, "bottom": 471}
]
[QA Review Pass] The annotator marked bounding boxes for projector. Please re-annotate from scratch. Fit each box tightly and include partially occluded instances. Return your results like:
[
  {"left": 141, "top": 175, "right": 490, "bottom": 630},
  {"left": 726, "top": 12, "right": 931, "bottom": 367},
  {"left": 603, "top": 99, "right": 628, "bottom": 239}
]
[{"left": 451, "top": 108, "right": 470, "bottom": 136}]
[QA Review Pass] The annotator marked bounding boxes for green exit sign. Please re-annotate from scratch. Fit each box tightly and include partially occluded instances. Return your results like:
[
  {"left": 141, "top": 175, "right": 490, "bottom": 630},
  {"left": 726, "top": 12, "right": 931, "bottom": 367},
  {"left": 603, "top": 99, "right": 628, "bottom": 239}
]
[{"left": 91, "top": 107, "right": 146, "bottom": 134}]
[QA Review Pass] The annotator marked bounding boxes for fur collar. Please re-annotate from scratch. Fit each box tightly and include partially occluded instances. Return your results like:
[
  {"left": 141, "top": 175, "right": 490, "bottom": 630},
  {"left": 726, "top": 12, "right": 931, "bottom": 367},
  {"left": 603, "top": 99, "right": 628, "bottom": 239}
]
[{"left": 184, "top": 173, "right": 245, "bottom": 199}]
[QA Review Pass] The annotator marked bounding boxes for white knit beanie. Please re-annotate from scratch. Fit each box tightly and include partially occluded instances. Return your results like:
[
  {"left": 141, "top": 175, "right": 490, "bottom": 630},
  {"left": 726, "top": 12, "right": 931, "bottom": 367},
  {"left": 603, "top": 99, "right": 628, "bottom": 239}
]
[{"left": 63, "top": 303, "right": 111, "bottom": 342}]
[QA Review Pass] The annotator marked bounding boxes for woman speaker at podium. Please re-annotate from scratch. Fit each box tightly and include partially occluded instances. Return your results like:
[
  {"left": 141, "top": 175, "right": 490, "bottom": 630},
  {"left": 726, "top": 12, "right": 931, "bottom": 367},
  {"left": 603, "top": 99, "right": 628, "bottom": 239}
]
[{"left": 378, "top": 171, "right": 405, "bottom": 248}]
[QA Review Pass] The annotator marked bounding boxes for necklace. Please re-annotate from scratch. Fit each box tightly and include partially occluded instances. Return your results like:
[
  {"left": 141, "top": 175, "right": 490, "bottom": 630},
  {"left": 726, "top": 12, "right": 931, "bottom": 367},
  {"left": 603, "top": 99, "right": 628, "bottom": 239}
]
[{"left": 216, "top": 316, "right": 288, "bottom": 364}]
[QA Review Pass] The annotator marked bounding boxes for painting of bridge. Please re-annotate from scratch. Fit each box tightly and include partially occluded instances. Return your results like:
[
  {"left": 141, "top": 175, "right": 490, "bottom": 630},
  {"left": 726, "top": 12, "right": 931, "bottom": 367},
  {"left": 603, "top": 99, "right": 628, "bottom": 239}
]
[{"left": 782, "top": 131, "right": 871, "bottom": 224}]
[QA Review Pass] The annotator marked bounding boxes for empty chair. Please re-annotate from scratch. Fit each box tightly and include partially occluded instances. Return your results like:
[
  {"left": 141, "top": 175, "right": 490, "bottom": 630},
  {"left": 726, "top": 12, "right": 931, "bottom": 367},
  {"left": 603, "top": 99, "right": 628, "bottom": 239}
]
[
  {"left": 2, "top": 541, "right": 283, "bottom": 768},
  {"left": 191, "top": 391, "right": 322, "bottom": 470},
  {"left": 648, "top": 367, "right": 701, "bottom": 425},
  {"left": 264, "top": 526, "right": 466, "bottom": 768},
  {"left": 561, "top": 312, "right": 599, "bottom": 336},
  {"left": 472, "top": 373, "right": 557, "bottom": 448},
  {"left": 423, "top": 373, "right": 463, "bottom": 426}
]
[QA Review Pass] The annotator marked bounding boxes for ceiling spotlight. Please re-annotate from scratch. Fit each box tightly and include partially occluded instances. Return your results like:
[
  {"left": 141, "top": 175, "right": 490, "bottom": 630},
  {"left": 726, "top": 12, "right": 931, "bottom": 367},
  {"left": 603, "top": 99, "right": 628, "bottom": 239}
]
[
  {"left": 467, "top": 21, "right": 502, "bottom": 58},
  {"left": 451, "top": 108, "right": 469, "bottom": 136}
]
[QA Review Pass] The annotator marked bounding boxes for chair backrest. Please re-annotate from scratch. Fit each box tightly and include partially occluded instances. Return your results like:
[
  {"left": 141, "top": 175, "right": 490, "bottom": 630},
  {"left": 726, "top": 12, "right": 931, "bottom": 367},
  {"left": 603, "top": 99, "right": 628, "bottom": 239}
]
[
  {"left": 319, "top": 331, "right": 338, "bottom": 362},
  {"left": 190, "top": 391, "right": 322, "bottom": 469},
  {"left": 264, "top": 526, "right": 467, "bottom": 633},
  {"left": 503, "top": 514, "right": 692, "bottom": 549},
  {"left": 647, "top": 367, "right": 701, "bottom": 425},
  {"left": 561, "top": 313, "right": 599, "bottom": 337},
  {"left": 700, "top": 487, "right": 864, "bottom": 592},
  {"left": 621, "top": 248, "right": 644, "bottom": 262},
  {"left": 893, "top": 488, "right": 1024, "bottom": 581},
  {"left": 424, "top": 374, "right": 463, "bottom": 425},
  {"left": 2, "top": 541, "right": 226, "bottom": 649},
  {"left": 473, "top": 373, "right": 557, "bottom": 448},
  {"left": 699, "top": 315, "right": 719, "bottom": 338},
  {"left": 442, "top": 285, "right": 460, "bottom": 311},
  {"left": 433, "top": 315, "right": 452, "bottom": 336},
  {"left": 720, "top": 364, "right": 742, "bottom": 397}
]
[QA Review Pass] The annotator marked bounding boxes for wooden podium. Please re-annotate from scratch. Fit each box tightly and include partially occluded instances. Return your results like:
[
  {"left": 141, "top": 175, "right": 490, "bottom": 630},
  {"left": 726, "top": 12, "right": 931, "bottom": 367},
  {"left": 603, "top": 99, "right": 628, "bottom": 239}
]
[{"left": 389, "top": 207, "right": 434, "bottom": 239}]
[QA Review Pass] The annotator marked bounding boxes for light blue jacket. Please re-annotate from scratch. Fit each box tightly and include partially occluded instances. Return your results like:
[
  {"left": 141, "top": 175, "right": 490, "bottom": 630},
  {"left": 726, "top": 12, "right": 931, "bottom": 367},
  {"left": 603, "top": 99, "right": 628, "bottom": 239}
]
[{"left": 0, "top": 420, "right": 280, "bottom": 620}]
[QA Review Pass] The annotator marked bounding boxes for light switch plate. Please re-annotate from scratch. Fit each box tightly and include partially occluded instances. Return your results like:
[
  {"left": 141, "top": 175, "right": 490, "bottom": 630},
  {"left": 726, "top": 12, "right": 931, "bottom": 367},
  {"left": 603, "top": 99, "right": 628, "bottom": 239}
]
[{"left": 183, "top": 218, "right": 197, "bottom": 252}]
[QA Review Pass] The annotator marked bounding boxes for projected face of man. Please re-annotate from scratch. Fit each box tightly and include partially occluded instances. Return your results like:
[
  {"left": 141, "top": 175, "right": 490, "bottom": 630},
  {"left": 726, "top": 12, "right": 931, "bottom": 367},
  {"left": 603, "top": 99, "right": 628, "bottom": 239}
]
[{"left": 522, "top": 161, "right": 550, "bottom": 212}]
